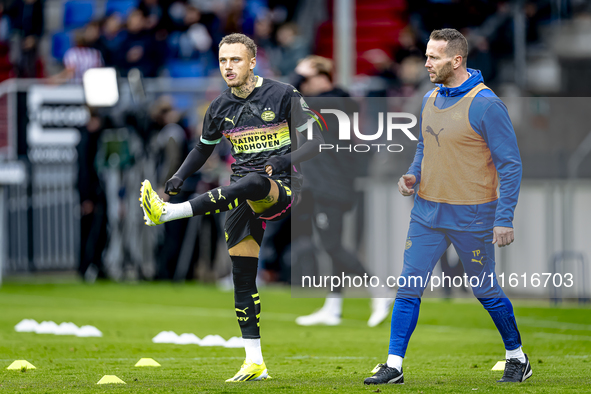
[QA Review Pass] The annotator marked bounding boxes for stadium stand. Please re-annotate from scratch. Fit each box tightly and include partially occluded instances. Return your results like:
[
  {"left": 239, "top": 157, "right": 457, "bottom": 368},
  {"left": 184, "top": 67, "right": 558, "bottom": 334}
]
[
  {"left": 51, "top": 31, "right": 72, "bottom": 60},
  {"left": 105, "top": 0, "right": 139, "bottom": 18},
  {"left": 63, "top": 1, "right": 95, "bottom": 30}
]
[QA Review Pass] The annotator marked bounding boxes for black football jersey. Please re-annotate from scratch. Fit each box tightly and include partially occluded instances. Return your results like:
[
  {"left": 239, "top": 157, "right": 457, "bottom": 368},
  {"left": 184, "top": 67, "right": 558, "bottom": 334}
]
[{"left": 200, "top": 77, "right": 311, "bottom": 189}]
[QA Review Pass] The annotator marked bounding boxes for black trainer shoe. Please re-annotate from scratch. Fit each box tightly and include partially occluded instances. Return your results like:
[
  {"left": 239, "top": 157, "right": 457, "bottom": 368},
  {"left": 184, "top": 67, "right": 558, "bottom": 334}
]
[
  {"left": 497, "top": 354, "right": 533, "bottom": 382},
  {"left": 364, "top": 363, "right": 404, "bottom": 385}
]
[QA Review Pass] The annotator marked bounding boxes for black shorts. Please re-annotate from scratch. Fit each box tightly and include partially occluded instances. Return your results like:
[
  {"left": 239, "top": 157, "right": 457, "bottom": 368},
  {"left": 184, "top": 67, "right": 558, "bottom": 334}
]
[{"left": 225, "top": 179, "right": 296, "bottom": 249}]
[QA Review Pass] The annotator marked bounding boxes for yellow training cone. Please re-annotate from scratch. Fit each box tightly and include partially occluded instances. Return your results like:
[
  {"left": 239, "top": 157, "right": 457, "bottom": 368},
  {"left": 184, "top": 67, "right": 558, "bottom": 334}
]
[
  {"left": 491, "top": 361, "right": 506, "bottom": 371},
  {"left": 7, "top": 360, "right": 36, "bottom": 370},
  {"left": 97, "top": 375, "right": 126, "bottom": 384},
  {"left": 135, "top": 358, "right": 161, "bottom": 367}
]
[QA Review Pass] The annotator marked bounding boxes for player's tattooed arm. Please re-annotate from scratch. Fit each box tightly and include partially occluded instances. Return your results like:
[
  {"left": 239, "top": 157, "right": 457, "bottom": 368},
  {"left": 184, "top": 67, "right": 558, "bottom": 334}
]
[{"left": 232, "top": 74, "right": 257, "bottom": 98}]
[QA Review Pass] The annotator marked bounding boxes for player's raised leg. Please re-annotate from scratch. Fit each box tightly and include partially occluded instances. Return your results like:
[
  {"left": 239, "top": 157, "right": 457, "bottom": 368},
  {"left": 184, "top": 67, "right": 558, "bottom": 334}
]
[{"left": 140, "top": 173, "right": 274, "bottom": 226}]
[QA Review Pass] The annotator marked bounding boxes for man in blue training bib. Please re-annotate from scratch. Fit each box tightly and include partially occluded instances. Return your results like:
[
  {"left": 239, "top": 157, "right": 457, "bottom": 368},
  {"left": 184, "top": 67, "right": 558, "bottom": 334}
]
[{"left": 365, "top": 28, "right": 530, "bottom": 385}]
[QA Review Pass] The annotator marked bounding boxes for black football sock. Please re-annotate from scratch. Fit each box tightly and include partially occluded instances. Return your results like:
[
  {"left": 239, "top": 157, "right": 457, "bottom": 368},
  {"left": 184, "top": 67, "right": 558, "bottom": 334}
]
[
  {"left": 189, "top": 173, "right": 271, "bottom": 216},
  {"left": 232, "top": 256, "right": 261, "bottom": 339}
]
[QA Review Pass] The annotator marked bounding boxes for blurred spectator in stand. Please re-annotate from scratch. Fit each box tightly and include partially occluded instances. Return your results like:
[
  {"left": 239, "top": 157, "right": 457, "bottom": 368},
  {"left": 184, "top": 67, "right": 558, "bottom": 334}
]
[
  {"left": 166, "top": 0, "right": 189, "bottom": 30},
  {"left": 9, "top": 0, "right": 44, "bottom": 78},
  {"left": 139, "top": 0, "right": 164, "bottom": 31},
  {"left": 193, "top": 99, "right": 232, "bottom": 283},
  {"left": 146, "top": 96, "right": 191, "bottom": 279},
  {"left": 195, "top": 6, "right": 223, "bottom": 57},
  {"left": 77, "top": 109, "right": 109, "bottom": 282},
  {"left": 464, "top": 33, "right": 495, "bottom": 84},
  {"left": 139, "top": 0, "right": 169, "bottom": 59},
  {"left": 52, "top": 27, "right": 104, "bottom": 83},
  {"left": 292, "top": 56, "right": 393, "bottom": 325},
  {"left": 119, "top": 9, "right": 162, "bottom": 77},
  {"left": 224, "top": 0, "right": 255, "bottom": 36},
  {"left": 83, "top": 20, "right": 106, "bottom": 56},
  {"left": 273, "top": 22, "right": 308, "bottom": 76},
  {"left": 252, "top": 16, "right": 276, "bottom": 77},
  {"left": 524, "top": 1, "right": 545, "bottom": 45},
  {"left": 0, "top": 3, "right": 10, "bottom": 42},
  {"left": 267, "top": 1, "right": 296, "bottom": 24},
  {"left": 407, "top": 0, "right": 526, "bottom": 86},
  {"left": 394, "top": 54, "right": 433, "bottom": 127},
  {"left": 258, "top": 211, "right": 290, "bottom": 283},
  {"left": 0, "top": 41, "right": 12, "bottom": 81},
  {"left": 373, "top": 54, "right": 429, "bottom": 179},
  {"left": 97, "top": 13, "right": 127, "bottom": 68},
  {"left": 152, "top": 98, "right": 232, "bottom": 281},
  {"left": 189, "top": 146, "right": 227, "bottom": 281},
  {"left": 0, "top": 3, "right": 13, "bottom": 81},
  {"left": 474, "top": 2, "right": 513, "bottom": 60},
  {"left": 395, "top": 26, "right": 423, "bottom": 64},
  {"left": 361, "top": 27, "right": 423, "bottom": 99},
  {"left": 169, "top": 6, "right": 213, "bottom": 61},
  {"left": 362, "top": 48, "right": 398, "bottom": 97},
  {"left": 148, "top": 96, "right": 188, "bottom": 195}
]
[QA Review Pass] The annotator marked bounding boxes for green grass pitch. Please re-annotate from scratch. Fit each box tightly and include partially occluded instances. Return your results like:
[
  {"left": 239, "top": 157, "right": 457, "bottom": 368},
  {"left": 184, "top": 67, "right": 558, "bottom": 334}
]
[{"left": 1, "top": 281, "right": 590, "bottom": 393}]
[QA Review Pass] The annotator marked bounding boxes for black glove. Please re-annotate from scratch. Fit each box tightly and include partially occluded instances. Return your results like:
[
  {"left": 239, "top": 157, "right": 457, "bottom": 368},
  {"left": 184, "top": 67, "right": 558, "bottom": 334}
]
[
  {"left": 164, "top": 175, "right": 184, "bottom": 195},
  {"left": 264, "top": 155, "right": 291, "bottom": 175}
]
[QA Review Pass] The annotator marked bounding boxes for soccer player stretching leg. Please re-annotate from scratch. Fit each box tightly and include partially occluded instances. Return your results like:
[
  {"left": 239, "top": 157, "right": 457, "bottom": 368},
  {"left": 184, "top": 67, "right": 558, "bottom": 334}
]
[
  {"left": 140, "top": 33, "right": 323, "bottom": 382},
  {"left": 365, "top": 29, "right": 531, "bottom": 385}
]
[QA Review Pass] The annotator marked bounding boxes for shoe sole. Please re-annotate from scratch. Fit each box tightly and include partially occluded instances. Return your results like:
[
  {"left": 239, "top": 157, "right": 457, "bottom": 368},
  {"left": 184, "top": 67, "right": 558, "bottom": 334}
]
[
  {"left": 364, "top": 374, "right": 404, "bottom": 385},
  {"left": 225, "top": 369, "right": 269, "bottom": 382},
  {"left": 253, "top": 369, "right": 269, "bottom": 381},
  {"left": 140, "top": 181, "right": 157, "bottom": 226}
]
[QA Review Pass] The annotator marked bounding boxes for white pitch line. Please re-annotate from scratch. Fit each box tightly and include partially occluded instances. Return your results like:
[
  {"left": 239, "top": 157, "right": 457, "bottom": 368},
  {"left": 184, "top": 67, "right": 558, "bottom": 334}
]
[{"left": 0, "top": 356, "right": 373, "bottom": 362}]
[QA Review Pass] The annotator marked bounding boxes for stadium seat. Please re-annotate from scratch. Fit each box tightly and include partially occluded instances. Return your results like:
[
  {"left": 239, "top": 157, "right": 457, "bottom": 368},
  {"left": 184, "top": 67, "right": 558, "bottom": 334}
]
[
  {"left": 51, "top": 31, "right": 73, "bottom": 61},
  {"left": 63, "top": 1, "right": 95, "bottom": 30},
  {"left": 105, "top": 0, "right": 139, "bottom": 18},
  {"left": 166, "top": 60, "right": 207, "bottom": 78}
]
